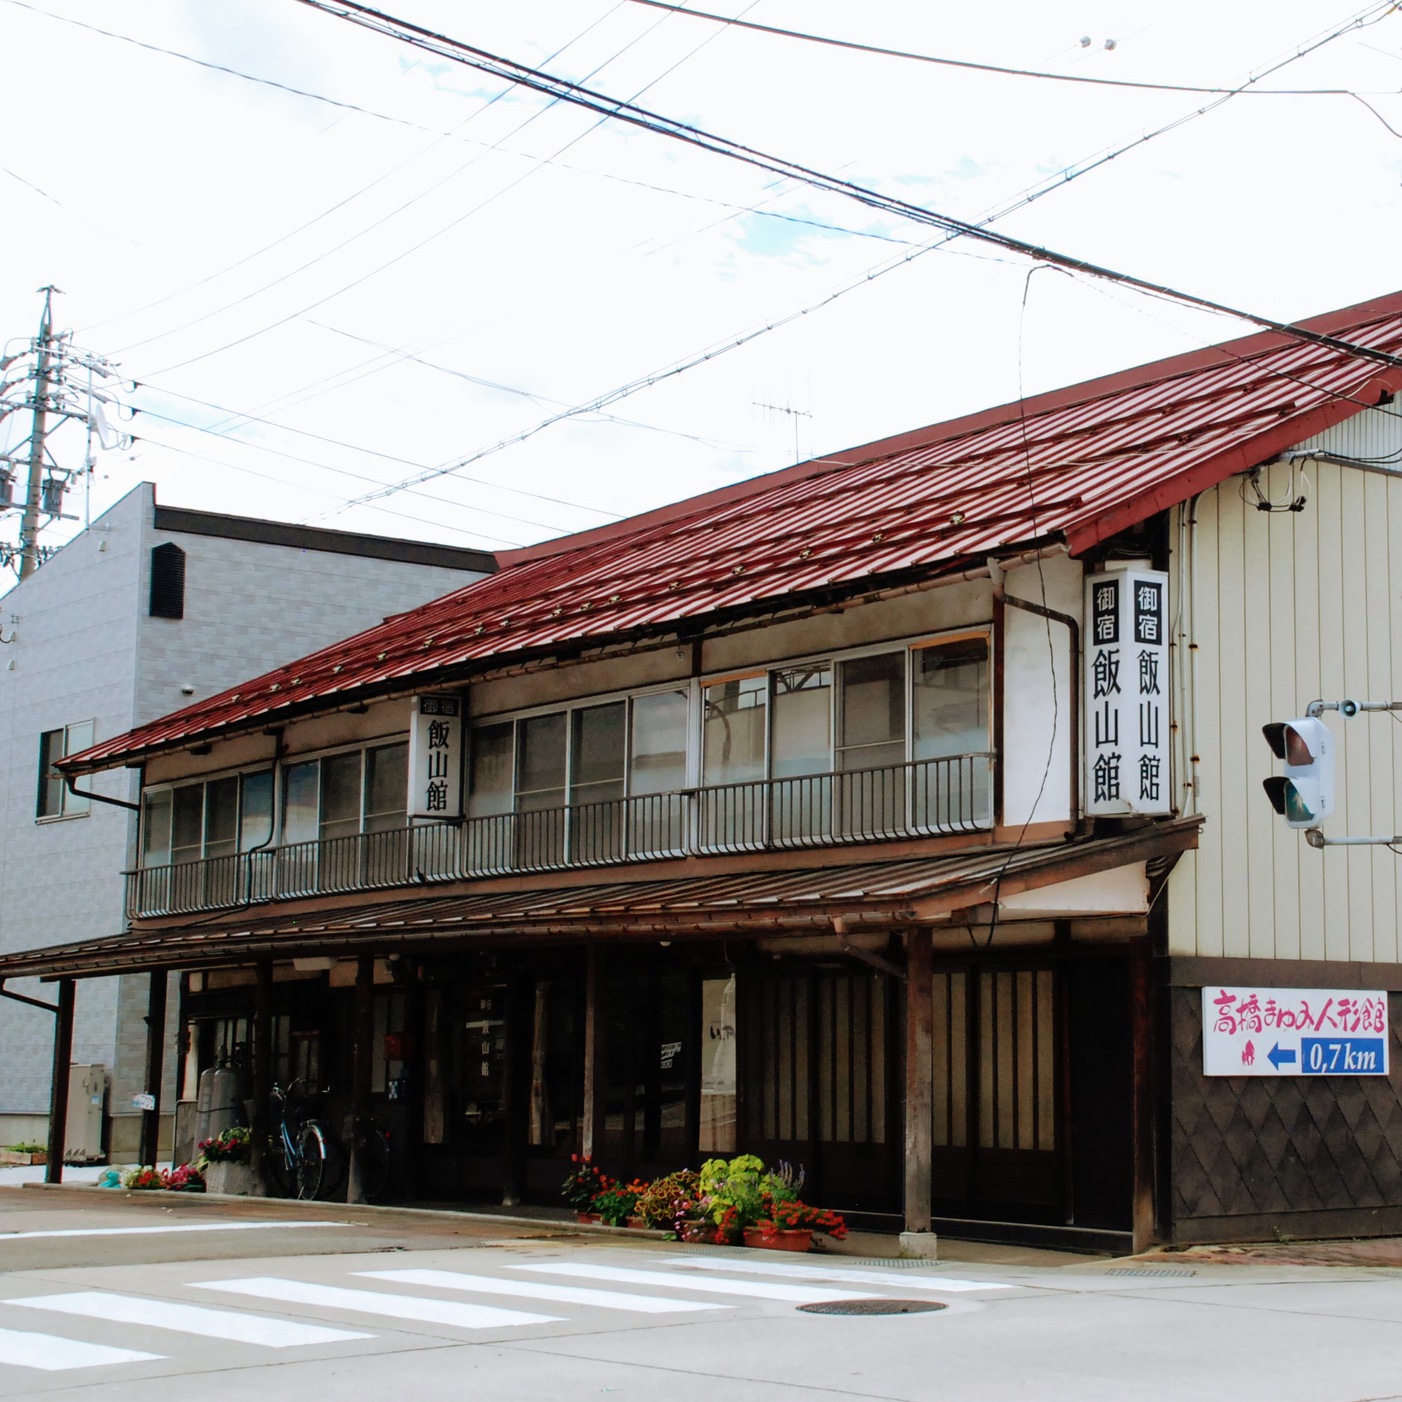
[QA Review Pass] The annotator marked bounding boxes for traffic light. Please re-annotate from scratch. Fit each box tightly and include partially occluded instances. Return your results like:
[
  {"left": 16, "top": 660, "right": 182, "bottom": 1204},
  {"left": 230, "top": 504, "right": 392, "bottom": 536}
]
[{"left": 1262, "top": 716, "right": 1334, "bottom": 829}]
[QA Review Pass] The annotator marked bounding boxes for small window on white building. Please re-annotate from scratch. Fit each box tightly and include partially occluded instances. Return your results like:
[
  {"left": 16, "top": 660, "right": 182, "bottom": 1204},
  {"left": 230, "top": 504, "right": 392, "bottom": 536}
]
[{"left": 36, "top": 721, "right": 94, "bottom": 820}]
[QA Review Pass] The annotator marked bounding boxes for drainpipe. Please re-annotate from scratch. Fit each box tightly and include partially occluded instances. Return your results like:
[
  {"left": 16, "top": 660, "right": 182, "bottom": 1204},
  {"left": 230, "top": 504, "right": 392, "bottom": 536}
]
[
  {"left": 62, "top": 773, "right": 139, "bottom": 812},
  {"left": 988, "top": 559, "right": 1082, "bottom": 827}
]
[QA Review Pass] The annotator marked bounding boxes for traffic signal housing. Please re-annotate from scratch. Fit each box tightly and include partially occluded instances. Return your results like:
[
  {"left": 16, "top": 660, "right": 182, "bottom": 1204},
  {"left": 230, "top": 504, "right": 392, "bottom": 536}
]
[{"left": 1262, "top": 716, "right": 1335, "bottom": 829}]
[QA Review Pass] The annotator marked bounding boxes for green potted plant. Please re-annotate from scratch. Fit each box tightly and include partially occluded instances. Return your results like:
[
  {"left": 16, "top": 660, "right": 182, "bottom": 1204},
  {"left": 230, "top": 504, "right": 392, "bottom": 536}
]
[
  {"left": 198, "top": 1125, "right": 259, "bottom": 1196},
  {"left": 698, "top": 1154, "right": 768, "bottom": 1243},
  {"left": 637, "top": 1169, "right": 701, "bottom": 1230}
]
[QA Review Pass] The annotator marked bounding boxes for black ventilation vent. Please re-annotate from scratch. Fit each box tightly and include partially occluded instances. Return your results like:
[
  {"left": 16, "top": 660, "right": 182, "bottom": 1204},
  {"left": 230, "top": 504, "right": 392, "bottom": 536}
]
[{"left": 149, "top": 543, "right": 186, "bottom": 619}]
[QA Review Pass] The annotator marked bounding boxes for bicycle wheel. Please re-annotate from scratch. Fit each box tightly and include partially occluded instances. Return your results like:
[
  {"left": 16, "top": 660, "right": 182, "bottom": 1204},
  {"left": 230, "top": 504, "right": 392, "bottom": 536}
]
[
  {"left": 295, "top": 1121, "right": 331, "bottom": 1201},
  {"left": 352, "top": 1121, "right": 391, "bottom": 1203}
]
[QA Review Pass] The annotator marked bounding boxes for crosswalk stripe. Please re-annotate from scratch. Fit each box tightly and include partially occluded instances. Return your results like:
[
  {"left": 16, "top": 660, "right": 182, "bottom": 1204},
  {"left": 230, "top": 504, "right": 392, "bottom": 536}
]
[
  {"left": 359, "top": 1268, "right": 731, "bottom": 1315},
  {"left": 658, "top": 1256, "right": 1012, "bottom": 1293},
  {"left": 0, "top": 1324, "right": 162, "bottom": 1372},
  {"left": 0, "top": 1222, "right": 340, "bottom": 1241},
  {"left": 193, "top": 1277, "right": 560, "bottom": 1330},
  {"left": 7, "top": 1292, "right": 371, "bottom": 1347},
  {"left": 514, "top": 1261, "right": 880, "bottom": 1303}
]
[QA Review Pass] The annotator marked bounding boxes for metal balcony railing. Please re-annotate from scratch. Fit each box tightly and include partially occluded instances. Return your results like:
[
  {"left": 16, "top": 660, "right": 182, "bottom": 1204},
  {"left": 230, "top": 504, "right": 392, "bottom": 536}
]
[{"left": 125, "top": 752, "right": 994, "bottom": 918}]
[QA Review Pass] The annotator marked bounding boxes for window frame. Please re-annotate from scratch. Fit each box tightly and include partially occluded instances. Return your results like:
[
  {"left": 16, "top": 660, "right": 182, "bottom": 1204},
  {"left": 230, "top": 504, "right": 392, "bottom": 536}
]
[
  {"left": 140, "top": 762, "right": 276, "bottom": 867},
  {"left": 277, "top": 736, "right": 413, "bottom": 847},
  {"left": 465, "top": 626, "right": 994, "bottom": 812},
  {"left": 36, "top": 720, "right": 95, "bottom": 822}
]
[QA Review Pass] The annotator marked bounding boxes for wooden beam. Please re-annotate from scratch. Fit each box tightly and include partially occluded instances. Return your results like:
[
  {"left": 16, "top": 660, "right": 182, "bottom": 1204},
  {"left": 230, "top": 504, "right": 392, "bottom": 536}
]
[
  {"left": 1129, "top": 947, "right": 1157, "bottom": 1252},
  {"left": 581, "top": 944, "right": 604, "bottom": 1161},
  {"left": 347, "top": 954, "right": 375, "bottom": 1203},
  {"left": 903, "top": 928, "right": 934, "bottom": 1235},
  {"left": 139, "top": 972, "right": 167, "bottom": 1167},
  {"left": 250, "top": 960, "right": 272, "bottom": 1183},
  {"left": 44, "top": 979, "right": 75, "bottom": 1184}
]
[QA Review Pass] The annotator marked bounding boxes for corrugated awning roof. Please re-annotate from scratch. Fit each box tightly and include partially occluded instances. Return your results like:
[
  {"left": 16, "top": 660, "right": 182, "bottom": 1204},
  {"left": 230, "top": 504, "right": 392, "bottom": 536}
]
[
  {"left": 0, "top": 820, "right": 1198, "bottom": 980},
  {"left": 64, "top": 289, "right": 1402, "bottom": 774}
]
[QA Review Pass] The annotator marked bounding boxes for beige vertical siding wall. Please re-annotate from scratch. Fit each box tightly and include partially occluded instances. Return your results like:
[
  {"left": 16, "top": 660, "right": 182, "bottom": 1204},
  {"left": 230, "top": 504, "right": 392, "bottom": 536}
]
[{"left": 1167, "top": 439, "right": 1402, "bottom": 961}]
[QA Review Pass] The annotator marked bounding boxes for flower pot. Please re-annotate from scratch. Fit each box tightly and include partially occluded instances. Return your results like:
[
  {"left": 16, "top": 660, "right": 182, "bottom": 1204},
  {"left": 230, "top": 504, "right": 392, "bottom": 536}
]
[
  {"left": 743, "top": 1225, "right": 813, "bottom": 1252},
  {"left": 204, "top": 1160, "right": 261, "bottom": 1196},
  {"left": 626, "top": 1216, "right": 646, "bottom": 1230},
  {"left": 575, "top": 1211, "right": 601, "bottom": 1225}
]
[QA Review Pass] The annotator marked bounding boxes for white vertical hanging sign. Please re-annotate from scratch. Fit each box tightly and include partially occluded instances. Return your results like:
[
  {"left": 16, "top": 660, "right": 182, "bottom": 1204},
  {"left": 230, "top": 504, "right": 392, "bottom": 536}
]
[
  {"left": 1084, "top": 569, "right": 1170, "bottom": 816},
  {"left": 408, "top": 694, "right": 463, "bottom": 819}
]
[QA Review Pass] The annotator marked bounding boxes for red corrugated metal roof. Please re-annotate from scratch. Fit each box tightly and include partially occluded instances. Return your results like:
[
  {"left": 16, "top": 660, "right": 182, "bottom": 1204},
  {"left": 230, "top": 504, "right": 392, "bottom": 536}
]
[{"left": 66, "top": 292, "right": 1402, "bottom": 772}]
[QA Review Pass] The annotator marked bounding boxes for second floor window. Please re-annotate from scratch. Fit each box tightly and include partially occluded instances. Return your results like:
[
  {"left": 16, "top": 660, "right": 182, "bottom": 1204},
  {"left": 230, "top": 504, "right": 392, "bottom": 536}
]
[
  {"left": 143, "top": 769, "right": 273, "bottom": 867},
  {"left": 282, "top": 742, "right": 409, "bottom": 846}
]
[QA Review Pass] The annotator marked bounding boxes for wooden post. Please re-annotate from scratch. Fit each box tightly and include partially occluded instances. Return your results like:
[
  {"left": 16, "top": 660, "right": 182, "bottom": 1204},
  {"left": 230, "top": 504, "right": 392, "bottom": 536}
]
[
  {"left": 581, "top": 944, "right": 604, "bottom": 1160},
  {"left": 1129, "top": 946, "right": 1157, "bottom": 1252},
  {"left": 347, "top": 955, "right": 375, "bottom": 1204},
  {"left": 139, "top": 971, "right": 167, "bottom": 1167},
  {"left": 902, "top": 928, "right": 935, "bottom": 1253},
  {"left": 250, "top": 960, "right": 272, "bottom": 1183},
  {"left": 44, "top": 979, "right": 75, "bottom": 1185}
]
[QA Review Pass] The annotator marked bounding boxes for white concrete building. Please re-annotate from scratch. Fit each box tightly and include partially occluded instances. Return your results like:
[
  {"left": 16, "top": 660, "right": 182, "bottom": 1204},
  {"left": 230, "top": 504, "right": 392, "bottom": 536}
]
[{"left": 0, "top": 483, "right": 493, "bottom": 1157}]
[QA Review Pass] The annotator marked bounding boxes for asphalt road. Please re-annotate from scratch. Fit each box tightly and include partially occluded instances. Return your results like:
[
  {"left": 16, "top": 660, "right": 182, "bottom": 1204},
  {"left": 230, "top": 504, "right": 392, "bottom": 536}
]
[{"left": 4, "top": 1187, "right": 1402, "bottom": 1400}]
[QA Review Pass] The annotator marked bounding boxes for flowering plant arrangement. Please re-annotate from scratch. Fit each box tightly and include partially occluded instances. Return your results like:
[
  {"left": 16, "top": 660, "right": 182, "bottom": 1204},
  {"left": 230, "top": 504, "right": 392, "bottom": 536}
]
[
  {"left": 636, "top": 1169, "right": 701, "bottom": 1230},
  {"left": 121, "top": 1166, "right": 165, "bottom": 1190},
  {"left": 197, "top": 1126, "right": 251, "bottom": 1165},
  {"left": 163, "top": 1163, "right": 206, "bottom": 1193},
  {"left": 121, "top": 1163, "right": 206, "bottom": 1191},
  {"left": 561, "top": 1154, "right": 611, "bottom": 1212},
  {"left": 763, "top": 1201, "right": 846, "bottom": 1239},
  {"left": 591, "top": 1178, "right": 647, "bottom": 1226}
]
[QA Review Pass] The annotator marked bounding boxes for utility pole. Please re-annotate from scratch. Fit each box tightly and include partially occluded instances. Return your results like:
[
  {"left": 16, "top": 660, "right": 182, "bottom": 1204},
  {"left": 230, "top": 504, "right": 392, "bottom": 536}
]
[
  {"left": 0, "top": 288, "right": 129, "bottom": 579},
  {"left": 18, "top": 286, "right": 58, "bottom": 581}
]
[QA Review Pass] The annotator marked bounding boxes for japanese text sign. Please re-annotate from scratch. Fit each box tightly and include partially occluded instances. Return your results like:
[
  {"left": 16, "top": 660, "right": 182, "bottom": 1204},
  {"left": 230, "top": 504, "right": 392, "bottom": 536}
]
[
  {"left": 1202, "top": 986, "right": 1390, "bottom": 1077},
  {"left": 1084, "top": 568, "right": 1170, "bottom": 816},
  {"left": 408, "top": 693, "right": 463, "bottom": 819}
]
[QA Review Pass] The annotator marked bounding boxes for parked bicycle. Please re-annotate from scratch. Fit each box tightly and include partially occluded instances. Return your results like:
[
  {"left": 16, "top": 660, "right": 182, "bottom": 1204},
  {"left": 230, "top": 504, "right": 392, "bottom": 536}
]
[{"left": 265, "top": 1080, "right": 339, "bottom": 1201}]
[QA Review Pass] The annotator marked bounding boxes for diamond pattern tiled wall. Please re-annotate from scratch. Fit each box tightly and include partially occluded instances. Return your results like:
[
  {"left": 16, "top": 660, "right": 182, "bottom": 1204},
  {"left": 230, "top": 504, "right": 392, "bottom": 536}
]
[{"left": 1171, "top": 989, "right": 1402, "bottom": 1226}]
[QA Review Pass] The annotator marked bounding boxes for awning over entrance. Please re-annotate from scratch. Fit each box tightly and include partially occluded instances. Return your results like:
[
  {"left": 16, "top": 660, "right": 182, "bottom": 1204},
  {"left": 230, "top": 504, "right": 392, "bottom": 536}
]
[{"left": 0, "top": 819, "right": 1199, "bottom": 982}]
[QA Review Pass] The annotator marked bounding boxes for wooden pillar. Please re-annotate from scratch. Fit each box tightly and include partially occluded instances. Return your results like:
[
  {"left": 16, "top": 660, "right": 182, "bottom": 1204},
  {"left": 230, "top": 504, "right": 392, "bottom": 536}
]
[
  {"left": 902, "top": 928, "right": 934, "bottom": 1245},
  {"left": 139, "top": 971, "right": 167, "bottom": 1167},
  {"left": 249, "top": 960, "right": 273, "bottom": 1182},
  {"left": 347, "top": 955, "right": 375, "bottom": 1204},
  {"left": 500, "top": 967, "right": 529, "bottom": 1207},
  {"left": 581, "top": 944, "right": 605, "bottom": 1160},
  {"left": 44, "top": 979, "right": 75, "bottom": 1185},
  {"left": 1129, "top": 946, "right": 1157, "bottom": 1252}
]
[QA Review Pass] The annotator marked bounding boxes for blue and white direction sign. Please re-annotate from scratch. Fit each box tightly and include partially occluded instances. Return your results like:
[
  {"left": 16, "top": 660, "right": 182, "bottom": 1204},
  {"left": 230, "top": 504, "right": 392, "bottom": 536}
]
[{"left": 1201, "top": 986, "right": 1390, "bottom": 1077}]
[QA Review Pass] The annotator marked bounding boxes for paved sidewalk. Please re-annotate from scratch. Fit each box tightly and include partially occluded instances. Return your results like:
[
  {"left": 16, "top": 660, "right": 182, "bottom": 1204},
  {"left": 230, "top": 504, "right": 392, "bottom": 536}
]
[{"left": 1144, "top": 1236, "right": 1402, "bottom": 1269}]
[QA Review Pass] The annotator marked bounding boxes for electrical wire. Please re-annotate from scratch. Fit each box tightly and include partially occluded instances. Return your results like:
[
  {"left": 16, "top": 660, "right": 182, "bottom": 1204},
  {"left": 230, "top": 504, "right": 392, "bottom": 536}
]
[
  {"left": 311, "top": 0, "right": 1402, "bottom": 516},
  {"left": 626, "top": 0, "right": 1402, "bottom": 98},
  {"left": 142, "top": 0, "right": 750, "bottom": 380},
  {"left": 290, "top": 0, "right": 1402, "bottom": 375},
  {"left": 125, "top": 432, "right": 524, "bottom": 549}
]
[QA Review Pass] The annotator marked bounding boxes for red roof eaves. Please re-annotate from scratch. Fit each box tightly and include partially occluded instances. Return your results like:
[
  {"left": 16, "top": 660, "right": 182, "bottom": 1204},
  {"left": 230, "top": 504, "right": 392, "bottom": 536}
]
[{"left": 498, "top": 289, "right": 1402, "bottom": 570}]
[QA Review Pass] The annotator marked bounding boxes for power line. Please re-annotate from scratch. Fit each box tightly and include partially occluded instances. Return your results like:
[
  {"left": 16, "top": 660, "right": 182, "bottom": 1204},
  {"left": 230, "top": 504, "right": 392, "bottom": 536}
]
[
  {"left": 626, "top": 0, "right": 1400, "bottom": 97},
  {"left": 126, "top": 432, "right": 525, "bottom": 549},
  {"left": 291, "top": 0, "right": 1402, "bottom": 373},
  {"left": 291, "top": 0, "right": 1402, "bottom": 516}
]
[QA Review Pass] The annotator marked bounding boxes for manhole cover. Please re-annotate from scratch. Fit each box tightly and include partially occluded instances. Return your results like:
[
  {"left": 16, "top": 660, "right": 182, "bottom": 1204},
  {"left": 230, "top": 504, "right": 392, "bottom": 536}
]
[
  {"left": 1104, "top": 1268, "right": 1196, "bottom": 1278},
  {"left": 798, "top": 1299, "right": 947, "bottom": 1316}
]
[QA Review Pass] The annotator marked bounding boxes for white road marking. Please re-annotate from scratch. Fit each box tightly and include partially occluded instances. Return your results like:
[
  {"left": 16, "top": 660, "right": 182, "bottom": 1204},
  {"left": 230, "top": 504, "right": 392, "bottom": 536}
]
[
  {"left": 514, "top": 1261, "right": 880, "bottom": 1303},
  {"left": 360, "top": 1268, "right": 731, "bottom": 1315},
  {"left": 7, "top": 1291, "right": 371, "bottom": 1347},
  {"left": 0, "top": 1324, "right": 162, "bottom": 1372},
  {"left": 659, "top": 1256, "right": 1013, "bottom": 1292},
  {"left": 193, "top": 1277, "right": 560, "bottom": 1330},
  {"left": 0, "top": 1222, "right": 341, "bottom": 1241}
]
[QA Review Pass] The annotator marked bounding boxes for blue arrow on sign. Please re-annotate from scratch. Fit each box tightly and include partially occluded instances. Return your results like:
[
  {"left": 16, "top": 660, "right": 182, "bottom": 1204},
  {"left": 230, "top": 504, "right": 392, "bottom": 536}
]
[{"left": 1267, "top": 1043, "right": 1297, "bottom": 1070}]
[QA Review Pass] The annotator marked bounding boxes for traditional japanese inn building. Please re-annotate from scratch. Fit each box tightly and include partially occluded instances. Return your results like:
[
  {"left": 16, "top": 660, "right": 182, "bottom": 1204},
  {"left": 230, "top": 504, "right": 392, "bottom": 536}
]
[{"left": 10, "top": 291, "right": 1402, "bottom": 1250}]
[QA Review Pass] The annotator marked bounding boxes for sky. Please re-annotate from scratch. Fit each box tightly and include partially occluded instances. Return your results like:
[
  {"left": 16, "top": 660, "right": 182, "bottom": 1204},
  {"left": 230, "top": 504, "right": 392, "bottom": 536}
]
[{"left": 1, "top": 0, "right": 1400, "bottom": 580}]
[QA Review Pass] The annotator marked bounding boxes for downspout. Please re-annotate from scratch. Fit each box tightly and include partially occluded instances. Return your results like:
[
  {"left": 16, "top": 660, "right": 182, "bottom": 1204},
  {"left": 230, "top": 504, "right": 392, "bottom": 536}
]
[
  {"left": 63, "top": 773, "right": 139, "bottom": 812},
  {"left": 988, "top": 560, "right": 1082, "bottom": 829},
  {"left": 0, "top": 980, "right": 58, "bottom": 1014}
]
